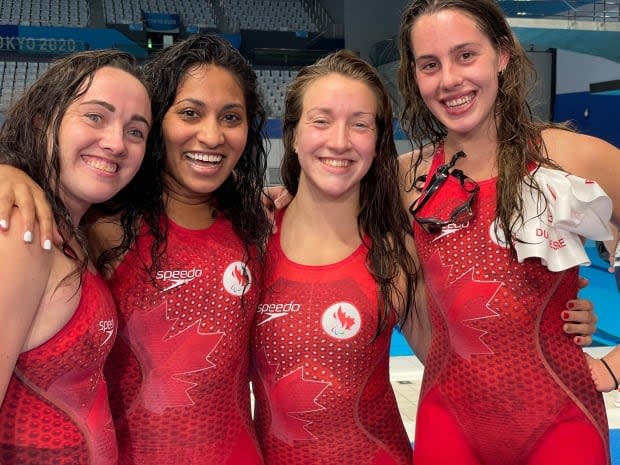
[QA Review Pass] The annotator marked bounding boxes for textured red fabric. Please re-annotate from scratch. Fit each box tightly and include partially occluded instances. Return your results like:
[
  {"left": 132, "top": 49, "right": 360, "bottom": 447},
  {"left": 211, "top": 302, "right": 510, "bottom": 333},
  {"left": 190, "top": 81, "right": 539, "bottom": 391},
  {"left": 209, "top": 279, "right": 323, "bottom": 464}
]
[
  {"left": 252, "top": 213, "right": 412, "bottom": 465},
  {"left": 412, "top": 145, "right": 609, "bottom": 465},
  {"left": 106, "top": 217, "right": 263, "bottom": 465},
  {"left": 0, "top": 272, "right": 118, "bottom": 465}
]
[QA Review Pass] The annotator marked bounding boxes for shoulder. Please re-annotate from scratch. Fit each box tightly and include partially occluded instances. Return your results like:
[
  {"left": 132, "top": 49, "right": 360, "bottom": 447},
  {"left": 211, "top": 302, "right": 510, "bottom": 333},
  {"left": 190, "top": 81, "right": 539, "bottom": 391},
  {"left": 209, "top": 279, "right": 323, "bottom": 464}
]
[{"left": 542, "top": 127, "right": 620, "bottom": 172}]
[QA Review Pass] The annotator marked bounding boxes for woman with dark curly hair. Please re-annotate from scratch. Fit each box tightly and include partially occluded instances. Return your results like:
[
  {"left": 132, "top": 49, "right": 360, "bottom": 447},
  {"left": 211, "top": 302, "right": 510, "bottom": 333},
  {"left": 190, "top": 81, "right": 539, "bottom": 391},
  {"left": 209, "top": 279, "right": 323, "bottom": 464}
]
[{"left": 92, "top": 34, "right": 272, "bottom": 465}]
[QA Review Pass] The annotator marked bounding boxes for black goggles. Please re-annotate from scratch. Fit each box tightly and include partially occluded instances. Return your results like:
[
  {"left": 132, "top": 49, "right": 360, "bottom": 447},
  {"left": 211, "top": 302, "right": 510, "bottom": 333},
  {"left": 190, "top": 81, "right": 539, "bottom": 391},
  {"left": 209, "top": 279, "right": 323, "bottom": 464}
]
[{"left": 409, "top": 150, "right": 480, "bottom": 234}]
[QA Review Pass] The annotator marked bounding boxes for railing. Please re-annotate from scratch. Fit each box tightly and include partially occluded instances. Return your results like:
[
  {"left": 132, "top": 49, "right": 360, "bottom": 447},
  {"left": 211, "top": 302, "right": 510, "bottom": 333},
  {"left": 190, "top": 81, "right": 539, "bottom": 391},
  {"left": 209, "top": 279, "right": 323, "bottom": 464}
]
[{"left": 500, "top": 0, "right": 620, "bottom": 22}]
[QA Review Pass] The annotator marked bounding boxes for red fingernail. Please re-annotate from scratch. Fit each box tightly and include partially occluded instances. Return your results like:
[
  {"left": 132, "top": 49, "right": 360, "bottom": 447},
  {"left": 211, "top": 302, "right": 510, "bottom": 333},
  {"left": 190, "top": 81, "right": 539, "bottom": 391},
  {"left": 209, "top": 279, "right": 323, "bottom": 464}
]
[
  {"left": 562, "top": 311, "right": 569, "bottom": 320},
  {"left": 566, "top": 302, "right": 575, "bottom": 309}
]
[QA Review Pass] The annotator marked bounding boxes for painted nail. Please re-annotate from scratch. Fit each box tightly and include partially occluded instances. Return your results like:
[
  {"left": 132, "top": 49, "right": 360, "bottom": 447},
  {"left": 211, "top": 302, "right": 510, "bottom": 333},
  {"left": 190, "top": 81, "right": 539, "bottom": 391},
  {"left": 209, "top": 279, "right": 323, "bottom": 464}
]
[
  {"left": 561, "top": 311, "right": 569, "bottom": 320},
  {"left": 23, "top": 230, "right": 33, "bottom": 243},
  {"left": 43, "top": 239, "right": 52, "bottom": 251},
  {"left": 0, "top": 219, "right": 7, "bottom": 229},
  {"left": 566, "top": 301, "right": 575, "bottom": 309}
]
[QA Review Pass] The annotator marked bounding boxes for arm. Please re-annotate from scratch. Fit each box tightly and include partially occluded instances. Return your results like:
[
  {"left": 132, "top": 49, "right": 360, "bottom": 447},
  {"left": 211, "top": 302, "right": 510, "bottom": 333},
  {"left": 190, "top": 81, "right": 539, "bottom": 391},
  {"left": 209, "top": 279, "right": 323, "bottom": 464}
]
[
  {"left": 544, "top": 129, "right": 620, "bottom": 225},
  {"left": 0, "top": 209, "right": 51, "bottom": 405},
  {"left": 0, "top": 165, "right": 56, "bottom": 249}
]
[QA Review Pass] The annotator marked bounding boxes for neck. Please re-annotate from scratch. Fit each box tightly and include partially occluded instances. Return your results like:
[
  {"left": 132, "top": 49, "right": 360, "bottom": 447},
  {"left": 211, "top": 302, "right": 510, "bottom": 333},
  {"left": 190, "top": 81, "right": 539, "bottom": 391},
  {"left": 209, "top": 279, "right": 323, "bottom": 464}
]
[
  {"left": 444, "top": 131, "right": 499, "bottom": 180},
  {"left": 163, "top": 190, "right": 216, "bottom": 230},
  {"left": 280, "top": 181, "right": 362, "bottom": 265}
]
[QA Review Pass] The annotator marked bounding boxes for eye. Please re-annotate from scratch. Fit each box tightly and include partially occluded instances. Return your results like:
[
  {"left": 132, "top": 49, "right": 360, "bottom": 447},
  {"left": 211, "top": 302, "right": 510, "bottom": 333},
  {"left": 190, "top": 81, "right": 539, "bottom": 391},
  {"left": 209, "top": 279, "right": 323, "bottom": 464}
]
[
  {"left": 127, "top": 128, "right": 146, "bottom": 140},
  {"left": 86, "top": 113, "right": 103, "bottom": 123},
  {"left": 223, "top": 113, "right": 243, "bottom": 124},
  {"left": 460, "top": 51, "right": 476, "bottom": 62},
  {"left": 179, "top": 108, "right": 199, "bottom": 119}
]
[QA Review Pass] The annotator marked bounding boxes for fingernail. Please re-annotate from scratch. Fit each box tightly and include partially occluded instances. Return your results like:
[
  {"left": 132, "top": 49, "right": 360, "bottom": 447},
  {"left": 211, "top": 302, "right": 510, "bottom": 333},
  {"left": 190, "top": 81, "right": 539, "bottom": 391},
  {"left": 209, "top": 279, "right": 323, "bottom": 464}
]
[
  {"left": 561, "top": 311, "right": 569, "bottom": 320},
  {"left": 43, "top": 239, "right": 52, "bottom": 250},
  {"left": 566, "top": 302, "right": 575, "bottom": 309},
  {"left": 23, "top": 230, "right": 33, "bottom": 243},
  {"left": 575, "top": 336, "right": 582, "bottom": 344},
  {"left": 0, "top": 219, "right": 6, "bottom": 229}
]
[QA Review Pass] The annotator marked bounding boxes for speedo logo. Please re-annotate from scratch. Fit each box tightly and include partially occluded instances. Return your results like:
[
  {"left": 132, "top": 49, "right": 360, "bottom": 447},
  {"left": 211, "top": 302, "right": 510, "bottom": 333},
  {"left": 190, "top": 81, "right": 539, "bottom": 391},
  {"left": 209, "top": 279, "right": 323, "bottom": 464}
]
[
  {"left": 156, "top": 268, "right": 203, "bottom": 292},
  {"left": 257, "top": 301, "right": 301, "bottom": 326},
  {"left": 431, "top": 221, "right": 470, "bottom": 242}
]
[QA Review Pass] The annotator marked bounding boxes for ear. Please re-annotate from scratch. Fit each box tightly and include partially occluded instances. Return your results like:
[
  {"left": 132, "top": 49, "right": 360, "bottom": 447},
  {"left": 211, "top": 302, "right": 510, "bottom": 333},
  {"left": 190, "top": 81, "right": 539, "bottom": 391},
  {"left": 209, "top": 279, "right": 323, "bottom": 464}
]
[{"left": 498, "top": 47, "right": 510, "bottom": 74}]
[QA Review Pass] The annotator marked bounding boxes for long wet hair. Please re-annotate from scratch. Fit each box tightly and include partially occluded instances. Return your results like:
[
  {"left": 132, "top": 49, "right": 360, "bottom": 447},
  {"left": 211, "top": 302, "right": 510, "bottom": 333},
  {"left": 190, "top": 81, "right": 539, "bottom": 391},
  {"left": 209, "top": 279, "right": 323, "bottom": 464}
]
[
  {"left": 281, "top": 49, "right": 418, "bottom": 332},
  {"left": 0, "top": 50, "right": 150, "bottom": 277},
  {"left": 397, "top": 0, "right": 567, "bottom": 256},
  {"left": 98, "top": 33, "right": 271, "bottom": 278}
]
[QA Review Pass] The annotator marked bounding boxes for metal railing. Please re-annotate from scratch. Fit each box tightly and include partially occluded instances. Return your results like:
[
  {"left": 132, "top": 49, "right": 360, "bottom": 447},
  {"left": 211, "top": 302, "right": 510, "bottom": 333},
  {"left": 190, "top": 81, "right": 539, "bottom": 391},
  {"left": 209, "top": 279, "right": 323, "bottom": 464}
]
[{"left": 500, "top": 0, "right": 620, "bottom": 22}]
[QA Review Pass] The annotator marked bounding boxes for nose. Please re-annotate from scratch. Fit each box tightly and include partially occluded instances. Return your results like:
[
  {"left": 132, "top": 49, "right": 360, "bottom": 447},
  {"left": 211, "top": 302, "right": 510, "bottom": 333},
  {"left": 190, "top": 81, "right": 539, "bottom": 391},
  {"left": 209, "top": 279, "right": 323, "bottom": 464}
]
[
  {"left": 440, "top": 62, "right": 464, "bottom": 89},
  {"left": 326, "top": 121, "right": 351, "bottom": 153},
  {"left": 196, "top": 116, "right": 225, "bottom": 148},
  {"left": 101, "top": 123, "right": 126, "bottom": 156}
]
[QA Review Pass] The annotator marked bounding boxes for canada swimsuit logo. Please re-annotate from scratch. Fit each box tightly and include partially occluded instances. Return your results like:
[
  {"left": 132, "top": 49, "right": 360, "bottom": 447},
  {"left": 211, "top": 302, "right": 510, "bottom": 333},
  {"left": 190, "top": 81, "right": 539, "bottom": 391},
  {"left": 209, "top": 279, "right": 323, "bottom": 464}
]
[
  {"left": 320, "top": 302, "right": 361, "bottom": 339},
  {"left": 223, "top": 261, "right": 252, "bottom": 296}
]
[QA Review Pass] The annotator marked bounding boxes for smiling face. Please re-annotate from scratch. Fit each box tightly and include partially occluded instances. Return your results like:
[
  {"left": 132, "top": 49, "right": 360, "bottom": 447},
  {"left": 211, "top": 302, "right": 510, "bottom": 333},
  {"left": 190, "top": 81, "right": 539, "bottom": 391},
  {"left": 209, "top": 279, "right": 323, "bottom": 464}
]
[
  {"left": 57, "top": 66, "right": 151, "bottom": 220},
  {"left": 410, "top": 8, "right": 509, "bottom": 140},
  {"left": 293, "top": 73, "right": 378, "bottom": 202},
  {"left": 161, "top": 64, "right": 248, "bottom": 205}
]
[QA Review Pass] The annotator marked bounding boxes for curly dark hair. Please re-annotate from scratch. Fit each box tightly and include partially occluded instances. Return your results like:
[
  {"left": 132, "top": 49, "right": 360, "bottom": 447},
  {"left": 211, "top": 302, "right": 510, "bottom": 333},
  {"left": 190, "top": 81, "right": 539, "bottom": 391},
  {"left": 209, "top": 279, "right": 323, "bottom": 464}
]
[
  {"left": 0, "top": 49, "right": 150, "bottom": 279},
  {"left": 397, "top": 0, "right": 568, "bottom": 256},
  {"left": 98, "top": 33, "right": 272, "bottom": 280},
  {"left": 281, "top": 49, "right": 418, "bottom": 333}
]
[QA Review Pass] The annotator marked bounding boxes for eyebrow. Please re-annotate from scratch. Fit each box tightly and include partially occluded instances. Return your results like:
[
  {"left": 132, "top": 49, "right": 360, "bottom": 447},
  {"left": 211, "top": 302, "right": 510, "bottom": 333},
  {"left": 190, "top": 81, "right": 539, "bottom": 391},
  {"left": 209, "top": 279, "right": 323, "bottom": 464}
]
[
  {"left": 174, "top": 97, "right": 245, "bottom": 111},
  {"left": 307, "top": 107, "right": 375, "bottom": 117},
  {"left": 415, "top": 42, "right": 477, "bottom": 61},
  {"left": 80, "top": 99, "right": 151, "bottom": 127}
]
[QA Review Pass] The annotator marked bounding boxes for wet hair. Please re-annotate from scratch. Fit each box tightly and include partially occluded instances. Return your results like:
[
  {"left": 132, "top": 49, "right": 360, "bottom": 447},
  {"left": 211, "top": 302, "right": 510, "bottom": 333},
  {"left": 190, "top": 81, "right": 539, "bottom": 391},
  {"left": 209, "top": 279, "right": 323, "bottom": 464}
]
[
  {"left": 98, "top": 33, "right": 271, "bottom": 279},
  {"left": 281, "top": 49, "right": 418, "bottom": 332},
  {"left": 397, "top": 0, "right": 566, "bottom": 256},
  {"left": 0, "top": 49, "right": 150, "bottom": 276}
]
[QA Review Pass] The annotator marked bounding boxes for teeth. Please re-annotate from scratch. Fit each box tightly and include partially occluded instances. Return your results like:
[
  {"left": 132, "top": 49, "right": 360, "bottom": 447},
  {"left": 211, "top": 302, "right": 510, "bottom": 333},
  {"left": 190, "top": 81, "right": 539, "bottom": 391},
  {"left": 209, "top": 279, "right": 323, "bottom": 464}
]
[
  {"left": 445, "top": 95, "right": 473, "bottom": 108},
  {"left": 322, "top": 158, "right": 351, "bottom": 167},
  {"left": 85, "top": 157, "right": 117, "bottom": 173},
  {"left": 186, "top": 152, "right": 222, "bottom": 163}
]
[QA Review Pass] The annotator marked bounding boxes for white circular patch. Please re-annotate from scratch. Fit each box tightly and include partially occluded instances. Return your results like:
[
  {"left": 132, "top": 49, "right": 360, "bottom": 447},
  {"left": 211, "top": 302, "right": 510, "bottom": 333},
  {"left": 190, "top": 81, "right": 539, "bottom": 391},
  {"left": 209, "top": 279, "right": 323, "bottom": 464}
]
[
  {"left": 320, "top": 302, "right": 361, "bottom": 340},
  {"left": 223, "top": 261, "right": 252, "bottom": 296}
]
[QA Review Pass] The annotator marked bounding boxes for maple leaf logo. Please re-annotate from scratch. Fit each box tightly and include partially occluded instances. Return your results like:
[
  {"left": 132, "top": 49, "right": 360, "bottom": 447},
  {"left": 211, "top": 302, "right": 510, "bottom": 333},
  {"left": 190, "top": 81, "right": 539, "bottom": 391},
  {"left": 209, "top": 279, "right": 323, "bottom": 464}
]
[
  {"left": 255, "top": 348, "right": 330, "bottom": 444},
  {"left": 232, "top": 264, "right": 249, "bottom": 287},
  {"left": 335, "top": 306, "right": 355, "bottom": 330},
  {"left": 425, "top": 251, "right": 501, "bottom": 361},
  {"left": 126, "top": 301, "right": 223, "bottom": 414}
]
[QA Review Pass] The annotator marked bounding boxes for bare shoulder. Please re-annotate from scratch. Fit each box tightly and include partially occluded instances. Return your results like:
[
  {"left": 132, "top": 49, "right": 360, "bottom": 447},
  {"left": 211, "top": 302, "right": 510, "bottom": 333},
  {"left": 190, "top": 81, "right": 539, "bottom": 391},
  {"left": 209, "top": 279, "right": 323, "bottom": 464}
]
[{"left": 543, "top": 127, "right": 620, "bottom": 173}]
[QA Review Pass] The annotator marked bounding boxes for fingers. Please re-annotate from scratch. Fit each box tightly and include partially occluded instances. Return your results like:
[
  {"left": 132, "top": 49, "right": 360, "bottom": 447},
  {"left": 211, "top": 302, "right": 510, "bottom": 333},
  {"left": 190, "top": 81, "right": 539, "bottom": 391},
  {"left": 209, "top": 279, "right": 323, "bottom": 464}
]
[
  {"left": 562, "top": 298, "right": 596, "bottom": 346},
  {"left": 577, "top": 276, "right": 589, "bottom": 290},
  {"left": 1, "top": 182, "right": 56, "bottom": 250},
  {"left": 0, "top": 179, "right": 17, "bottom": 231}
]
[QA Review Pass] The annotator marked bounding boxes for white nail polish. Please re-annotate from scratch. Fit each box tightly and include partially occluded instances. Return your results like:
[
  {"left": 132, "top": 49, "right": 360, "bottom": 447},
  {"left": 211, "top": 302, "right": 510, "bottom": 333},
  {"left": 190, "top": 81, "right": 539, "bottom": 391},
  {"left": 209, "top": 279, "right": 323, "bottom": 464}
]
[
  {"left": 23, "top": 230, "right": 33, "bottom": 243},
  {"left": 43, "top": 239, "right": 52, "bottom": 250},
  {"left": 0, "top": 219, "right": 7, "bottom": 229}
]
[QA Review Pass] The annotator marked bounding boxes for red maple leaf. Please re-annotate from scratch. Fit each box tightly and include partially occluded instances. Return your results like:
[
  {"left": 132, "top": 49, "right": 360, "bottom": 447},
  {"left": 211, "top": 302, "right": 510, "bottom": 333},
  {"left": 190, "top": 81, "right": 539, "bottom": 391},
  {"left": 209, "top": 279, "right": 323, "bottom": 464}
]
[
  {"left": 255, "top": 348, "right": 330, "bottom": 445},
  {"left": 232, "top": 264, "right": 249, "bottom": 287},
  {"left": 425, "top": 251, "right": 501, "bottom": 361},
  {"left": 126, "top": 301, "right": 223, "bottom": 414},
  {"left": 335, "top": 306, "right": 356, "bottom": 330}
]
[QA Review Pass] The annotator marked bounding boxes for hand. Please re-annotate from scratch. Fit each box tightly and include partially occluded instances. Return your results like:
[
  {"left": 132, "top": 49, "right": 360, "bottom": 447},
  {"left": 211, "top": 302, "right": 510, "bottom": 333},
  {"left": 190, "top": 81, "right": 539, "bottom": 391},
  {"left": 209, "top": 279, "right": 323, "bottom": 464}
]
[
  {"left": 0, "top": 165, "right": 58, "bottom": 249},
  {"left": 603, "top": 227, "right": 619, "bottom": 273},
  {"left": 262, "top": 185, "right": 292, "bottom": 233},
  {"left": 562, "top": 277, "right": 596, "bottom": 346}
]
